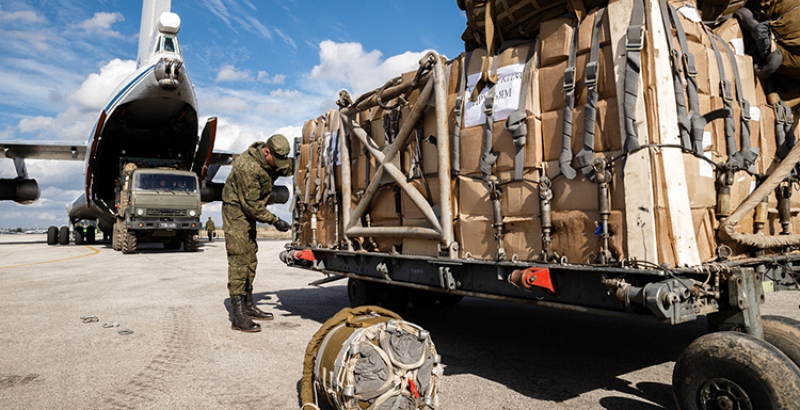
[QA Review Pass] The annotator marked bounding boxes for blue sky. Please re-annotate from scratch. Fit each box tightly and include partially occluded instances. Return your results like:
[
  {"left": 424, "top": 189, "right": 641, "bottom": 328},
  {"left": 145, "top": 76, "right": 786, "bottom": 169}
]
[{"left": 0, "top": 0, "right": 467, "bottom": 230}]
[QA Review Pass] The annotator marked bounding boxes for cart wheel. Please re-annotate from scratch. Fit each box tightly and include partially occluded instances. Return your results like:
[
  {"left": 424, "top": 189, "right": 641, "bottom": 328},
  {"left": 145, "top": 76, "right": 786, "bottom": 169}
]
[
  {"left": 672, "top": 331, "right": 800, "bottom": 410},
  {"left": 436, "top": 293, "right": 464, "bottom": 306},
  {"left": 763, "top": 315, "right": 800, "bottom": 369},
  {"left": 409, "top": 289, "right": 437, "bottom": 309},
  {"left": 347, "top": 278, "right": 379, "bottom": 307},
  {"left": 378, "top": 284, "right": 409, "bottom": 312}
]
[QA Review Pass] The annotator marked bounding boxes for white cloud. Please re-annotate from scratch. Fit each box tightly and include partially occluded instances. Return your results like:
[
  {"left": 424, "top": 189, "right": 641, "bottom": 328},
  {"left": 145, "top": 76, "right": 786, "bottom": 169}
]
[
  {"left": 75, "top": 12, "right": 125, "bottom": 38},
  {"left": 202, "top": 95, "right": 251, "bottom": 113},
  {"left": 0, "top": 5, "right": 44, "bottom": 24},
  {"left": 269, "top": 89, "right": 300, "bottom": 99},
  {"left": 310, "top": 40, "right": 429, "bottom": 96},
  {"left": 216, "top": 64, "right": 253, "bottom": 82},
  {"left": 67, "top": 59, "right": 137, "bottom": 112},
  {"left": 257, "top": 71, "right": 285, "bottom": 85}
]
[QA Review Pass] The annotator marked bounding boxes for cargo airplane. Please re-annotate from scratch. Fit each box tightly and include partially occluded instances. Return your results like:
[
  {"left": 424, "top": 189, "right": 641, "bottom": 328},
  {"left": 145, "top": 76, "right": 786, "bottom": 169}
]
[{"left": 0, "top": 0, "right": 235, "bottom": 246}]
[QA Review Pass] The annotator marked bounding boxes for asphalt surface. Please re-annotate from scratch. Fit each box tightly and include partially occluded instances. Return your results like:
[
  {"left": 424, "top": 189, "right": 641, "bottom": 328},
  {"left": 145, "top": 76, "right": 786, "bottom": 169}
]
[{"left": 1, "top": 234, "right": 799, "bottom": 410}]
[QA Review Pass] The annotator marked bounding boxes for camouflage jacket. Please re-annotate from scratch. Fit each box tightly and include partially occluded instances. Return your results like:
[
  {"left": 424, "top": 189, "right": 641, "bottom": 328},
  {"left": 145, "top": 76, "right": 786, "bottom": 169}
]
[{"left": 222, "top": 142, "right": 292, "bottom": 224}]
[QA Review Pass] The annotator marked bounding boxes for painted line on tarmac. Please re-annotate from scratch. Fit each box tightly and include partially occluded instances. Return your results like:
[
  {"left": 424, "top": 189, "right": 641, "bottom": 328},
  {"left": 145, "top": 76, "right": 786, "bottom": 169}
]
[{"left": 0, "top": 245, "right": 100, "bottom": 270}]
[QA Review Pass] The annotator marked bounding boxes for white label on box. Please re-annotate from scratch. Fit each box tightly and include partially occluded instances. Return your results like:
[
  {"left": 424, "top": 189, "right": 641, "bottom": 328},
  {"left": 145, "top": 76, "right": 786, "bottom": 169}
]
[
  {"left": 463, "top": 62, "right": 526, "bottom": 128},
  {"left": 730, "top": 38, "right": 746, "bottom": 56},
  {"left": 703, "top": 131, "right": 713, "bottom": 150},
  {"left": 699, "top": 152, "right": 714, "bottom": 178},
  {"left": 750, "top": 106, "right": 761, "bottom": 122},
  {"left": 678, "top": 5, "right": 702, "bottom": 23}
]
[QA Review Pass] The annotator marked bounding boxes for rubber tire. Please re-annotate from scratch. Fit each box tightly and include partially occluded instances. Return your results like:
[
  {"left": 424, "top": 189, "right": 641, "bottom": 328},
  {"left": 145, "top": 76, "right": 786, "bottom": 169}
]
[
  {"left": 121, "top": 229, "right": 137, "bottom": 254},
  {"left": 74, "top": 228, "right": 84, "bottom": 245},
  {"left": 347, "top": 278, "right": 380, "bottom": 308},
  {"left": 58, "top": 226, "right": 69, "bottom": 245},
  {"left": 409, "top": 289, "right": 438, "bottom": 308},
  {"left": 378, "top": 284, "right": 409, "bottom": 312},
  {"left": 763, "top": 315, "right": 800, "bottom": 369},
  {"left": 47, "top": 226, "right": 58, "bottom": 245},
  {"left": 672, "top": 331, "right": 800, "bottom": 410},
  {"left": 111, "top": 222, "right": 119, "bottom": 251},
  {"left": 183, "top": 234, "right": 198, "bottom": 252},
  {"left": 436, "top": 293, "right": 464, "bottom": 306},
  {"left": 86, "top": 228, "right": 95, "bottom": 244}
]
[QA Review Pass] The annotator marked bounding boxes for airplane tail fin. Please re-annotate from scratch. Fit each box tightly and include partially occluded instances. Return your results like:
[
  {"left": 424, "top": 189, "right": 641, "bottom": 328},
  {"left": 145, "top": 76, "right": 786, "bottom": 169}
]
[{"left": 137, "top": 0, "right": 172, "bottom": 68}]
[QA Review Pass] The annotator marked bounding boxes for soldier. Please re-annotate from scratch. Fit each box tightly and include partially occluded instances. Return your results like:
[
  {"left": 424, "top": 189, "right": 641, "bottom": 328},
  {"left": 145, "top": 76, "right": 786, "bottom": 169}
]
[
  {"left": 222, "top": 134, "right": 292, "bottom": 332},
  {"left": 205, "top": 217, "right": 215, "bottom": 241}
]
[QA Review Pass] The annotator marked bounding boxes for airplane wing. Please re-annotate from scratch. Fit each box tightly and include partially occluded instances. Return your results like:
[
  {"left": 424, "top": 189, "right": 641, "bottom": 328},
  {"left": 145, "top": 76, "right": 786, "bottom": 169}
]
[{"left": 1, "top": 141, "right": 86, "bottom": 161}]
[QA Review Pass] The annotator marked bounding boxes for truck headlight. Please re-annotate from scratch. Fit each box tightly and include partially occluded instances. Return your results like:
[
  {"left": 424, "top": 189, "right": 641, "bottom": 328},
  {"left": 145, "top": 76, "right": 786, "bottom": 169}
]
[
  {"left": 189, "top": 210, "right": 196, "bottom": 217},
  {"left": 136, "top": 209, "right": 144, "bottom": 216}
]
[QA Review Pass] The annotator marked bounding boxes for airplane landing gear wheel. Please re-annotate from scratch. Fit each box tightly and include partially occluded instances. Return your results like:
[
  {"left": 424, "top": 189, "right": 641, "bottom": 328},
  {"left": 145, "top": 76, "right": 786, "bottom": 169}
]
[
  {"left": 47, "top": 226, "right": 57, "bottom": 245},
  {"left": 672, "top": 331, "right": 800, "bottom": 410},
  {"left": 58, "top": 226, "right": 69, "bottom": 245},
  {"left": 75, "top": 228, "right": 84, "bottom": 245}
]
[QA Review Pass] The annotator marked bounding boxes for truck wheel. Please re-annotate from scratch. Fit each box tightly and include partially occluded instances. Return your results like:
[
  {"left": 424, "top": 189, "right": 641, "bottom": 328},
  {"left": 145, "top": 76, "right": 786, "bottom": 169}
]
[
  {"left": 436, "top": 293, "right": 464, "bottom": 306},
  {"left": 58, "top": 226, "right": 69, "bottom": 245},
  {"left": 184, "top": 234, "right": 199, "bottom": 252},
  {"left": 86, "top": 229, "right": 95, "bottom": 244},
  {"left": 409, "top": 289, "right": 438, "bottom": 308},
  {"left": 74, "top": 228, "right": 84, "bottom": 245},
  {"left": 763, "top": 315, "right": 800, "bottom": 369},
  {"left": 121, "top": 229, "right": 137, "bottom": 254},
  {"left": 47, "top": 226, "right": 58, "bottom": 245},
  {"left": 112, "top": 221, "right": 122, "bottom": 251},
  {"left": 347, "top": 278, "right": 379, "bottom": 307},
  {"left": 379, "top": 284, "right": 409, "bottom": 312},
  {"left": 672, "top": 331, "right": 800, "bottom": 410}
]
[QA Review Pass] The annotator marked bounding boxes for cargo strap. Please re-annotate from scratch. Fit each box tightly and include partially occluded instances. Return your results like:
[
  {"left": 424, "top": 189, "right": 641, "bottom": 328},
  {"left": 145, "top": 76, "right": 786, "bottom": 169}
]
[
  {"left": 479, "top": 54, "right": 500, "bottom": 180},
  {"left": 364, "top": 109, "right": 373, "bottom": 188},
  {"left": 452, "top": 51, "right": 474, "bottom": 176},
  {"left": 315, "top": 111, "right": 333, "bottom": 205},
  {"left": 504, "top": 40, "right": 537, "bottom": 181},
  {"left": 665, "top": 3, "right": 704, "bottom": 155},
  {"left": 324, "top": 110, "right": 341, "bottom": 203},
  {"left": 622, "top": 0, "right": 644, "bottom": 154},
  {"left": 706, "top": 27, "right": 740, "bottom": 166},
  {"left": 775, "top": 98, "right": 796, "bottom": 160},
  {"left": 559, "top": 18, "right": 580, "bottom": 180},
  {"left": 717, "top": 38, "right": 758, "bottom": 170},
  {"left": 471, "top": 0, "right": 498, "bottom": 102},
  {"left": 576, "top": 7, "right": 606, "bottom": 181}
]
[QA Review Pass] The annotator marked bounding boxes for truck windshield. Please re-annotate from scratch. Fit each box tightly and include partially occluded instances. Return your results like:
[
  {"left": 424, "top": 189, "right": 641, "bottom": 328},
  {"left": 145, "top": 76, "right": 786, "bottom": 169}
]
[{"left": 134, "top": 174, "right": 197, "bottom": 192}]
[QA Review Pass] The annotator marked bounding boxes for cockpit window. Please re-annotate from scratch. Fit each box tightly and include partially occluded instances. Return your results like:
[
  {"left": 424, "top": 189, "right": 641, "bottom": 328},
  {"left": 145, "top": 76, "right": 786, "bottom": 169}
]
[
  {"left": 156, "top": 36, "right": 179, "bottom": 54},
  {"left": 163, "top": 36, "right": 176, "bottom": 53}
]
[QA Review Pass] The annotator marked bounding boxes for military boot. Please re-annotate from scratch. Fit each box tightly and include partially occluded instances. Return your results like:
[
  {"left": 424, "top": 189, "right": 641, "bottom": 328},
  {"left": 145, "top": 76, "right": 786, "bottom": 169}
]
[
  {"left": 230, "top": 295, "right": 261, "bottom": 332},
  {"left": 244, "top": 291, "right": 274, "bottom": 320}
]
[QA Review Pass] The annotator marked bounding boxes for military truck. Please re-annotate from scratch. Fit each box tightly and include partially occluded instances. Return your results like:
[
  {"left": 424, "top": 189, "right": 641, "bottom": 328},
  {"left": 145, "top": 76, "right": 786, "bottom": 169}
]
[{"left": 112, "top": 164, "right": 202, "bottom": 254}]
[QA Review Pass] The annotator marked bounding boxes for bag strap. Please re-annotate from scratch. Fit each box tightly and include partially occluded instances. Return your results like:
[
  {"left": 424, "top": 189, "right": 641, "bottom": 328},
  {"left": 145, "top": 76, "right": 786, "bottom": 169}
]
[
  {"left": 559, "top": 18, "right": 580, "bottom": 180},
  {"left": 622, "top": 0, "right": 645, "bottom": 154},
  {"left": 576, "top": 7, "right": 607, "bottom": 181}
]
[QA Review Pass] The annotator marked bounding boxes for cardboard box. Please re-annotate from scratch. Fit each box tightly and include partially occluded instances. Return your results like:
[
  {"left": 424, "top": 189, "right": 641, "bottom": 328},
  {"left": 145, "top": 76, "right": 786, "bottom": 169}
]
[
  {"left": 539, "top": 17, "right": 576, "bottom": 67},
  {"left": 503, "top": 216, "right": 543, "bottom": 261},
  {"left": 370, "top": 219, "right": 403, "bottom": 253},
  {"left": 401, "top": 218, "right": 441, "bottom": 257},
  {"left": 550, "top": 209, "right": 625, "bottom": 264},
  {"left": 576, "top": 7, "right": 611, "bottom": 56},
  {"left": 502, "top": 179, "right": 541, "bottom": 218},
  {"left": 456, "top": 214, "right": 497, "bottom": 260},
  {"left": 369, "top": 185, "right": 400, "bottom": 222},
  {"left": 400, "top": 175, "right": 456, "bottom": 221},
  {"left": 543, "top": 158, "right": 626, "bottom": 212},
  {"left": 458, "top": 175, "right": 492, "bottom": 216},
  {"left": 684, "top": 153, "right": 717, "bottom": 209},
  {"left": 459, "top": 115, "right": 544, "bottom": 176}
]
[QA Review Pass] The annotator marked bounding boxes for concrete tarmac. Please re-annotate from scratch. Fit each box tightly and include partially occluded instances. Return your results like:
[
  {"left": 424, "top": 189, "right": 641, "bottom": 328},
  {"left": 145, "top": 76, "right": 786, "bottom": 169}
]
[{"left": 1, "top": 234, "right": 799, "bottom": 410}]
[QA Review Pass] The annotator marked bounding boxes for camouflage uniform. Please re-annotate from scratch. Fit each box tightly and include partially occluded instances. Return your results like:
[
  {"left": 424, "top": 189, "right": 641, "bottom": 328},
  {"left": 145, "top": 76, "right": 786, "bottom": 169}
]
[
  {"left": 223, "top": 138, "right": 292, "bottom": 296},
  {"left": 205, "top": 218, "right": 215, "bottom": 240}
]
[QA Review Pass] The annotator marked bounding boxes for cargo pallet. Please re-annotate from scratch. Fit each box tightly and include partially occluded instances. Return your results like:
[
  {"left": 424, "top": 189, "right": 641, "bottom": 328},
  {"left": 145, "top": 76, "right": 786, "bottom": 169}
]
[{"left": 283, "top": 14, "right": 800, "bottom": 407}]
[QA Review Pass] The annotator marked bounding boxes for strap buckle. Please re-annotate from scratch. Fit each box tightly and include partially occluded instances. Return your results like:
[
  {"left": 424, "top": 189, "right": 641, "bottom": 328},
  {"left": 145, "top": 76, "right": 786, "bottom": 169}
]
[
  {"left": 484, "top": 94, "right": 494, "bottom": 116},
  {"left": 563, "top": 67, "right": 576, "bottom": 91},
  {"left": 454, "top": 96, "right": 463, "bottom": 117},
  {"left": 683, "top": 53, "right": 698, "bottom": 77},
  {"left": 721, "top": 80, "right": 733, "bottom": 103},
  {"left": 585, "top": 61, "right": 599, "bottom": 89},
  {"left": 626, "top": 25, "right": 644, "bottom": 51},
  {"left": 741, "top": 100, "right": 752, "bottom": 122},
  {"left": 776, "top": 103, "right": 788, "bottom": 125}
]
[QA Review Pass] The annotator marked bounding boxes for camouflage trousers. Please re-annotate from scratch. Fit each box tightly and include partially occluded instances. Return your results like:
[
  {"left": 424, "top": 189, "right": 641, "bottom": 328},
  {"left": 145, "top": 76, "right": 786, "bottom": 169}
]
[{"left": 223, "top": 203, "right": 258, "bottom": 296}]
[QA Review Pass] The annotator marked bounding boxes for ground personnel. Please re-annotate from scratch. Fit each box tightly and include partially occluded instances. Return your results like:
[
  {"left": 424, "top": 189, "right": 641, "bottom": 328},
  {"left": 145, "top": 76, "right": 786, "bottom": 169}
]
[
  {"left": 205, "top": 217, "right": 215, "bottom": 241},
  {"left": 222, "top": 135, "right": 292, "bottom": 332}
]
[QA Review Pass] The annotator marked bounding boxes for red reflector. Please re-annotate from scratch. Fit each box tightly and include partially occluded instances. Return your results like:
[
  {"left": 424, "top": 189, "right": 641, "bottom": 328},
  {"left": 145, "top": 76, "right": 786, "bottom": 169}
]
[
  {"left": 138, "top": 223, "right": 144, "bottom": 228},
  {"left": 293, "top": 250, "right": 315, "bottom": 261}
]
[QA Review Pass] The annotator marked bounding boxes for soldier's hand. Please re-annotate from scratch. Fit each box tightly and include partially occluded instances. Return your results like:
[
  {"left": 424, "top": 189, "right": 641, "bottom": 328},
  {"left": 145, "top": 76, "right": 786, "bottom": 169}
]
[{"left": 273, "top": 218, "right": 291, "bottom": 232}]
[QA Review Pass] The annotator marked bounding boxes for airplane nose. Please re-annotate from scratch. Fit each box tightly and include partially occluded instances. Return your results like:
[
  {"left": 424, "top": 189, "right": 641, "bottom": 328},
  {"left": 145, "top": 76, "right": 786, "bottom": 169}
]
[{"left": 154, "top": 57, "right": 183, "bottom": 89}]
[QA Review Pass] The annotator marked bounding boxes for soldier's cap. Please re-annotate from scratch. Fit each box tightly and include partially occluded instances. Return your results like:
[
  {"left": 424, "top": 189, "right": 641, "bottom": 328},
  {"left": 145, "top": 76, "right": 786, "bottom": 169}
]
[{"left": 266, "top": 134, "right": 291, "bottom": 169}]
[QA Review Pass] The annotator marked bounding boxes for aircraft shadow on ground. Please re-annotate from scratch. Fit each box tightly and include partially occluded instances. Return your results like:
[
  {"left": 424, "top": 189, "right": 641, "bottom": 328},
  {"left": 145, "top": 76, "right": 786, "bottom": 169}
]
[{"left": 268, "top": 285, "right": 702, "bottom": 409}]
